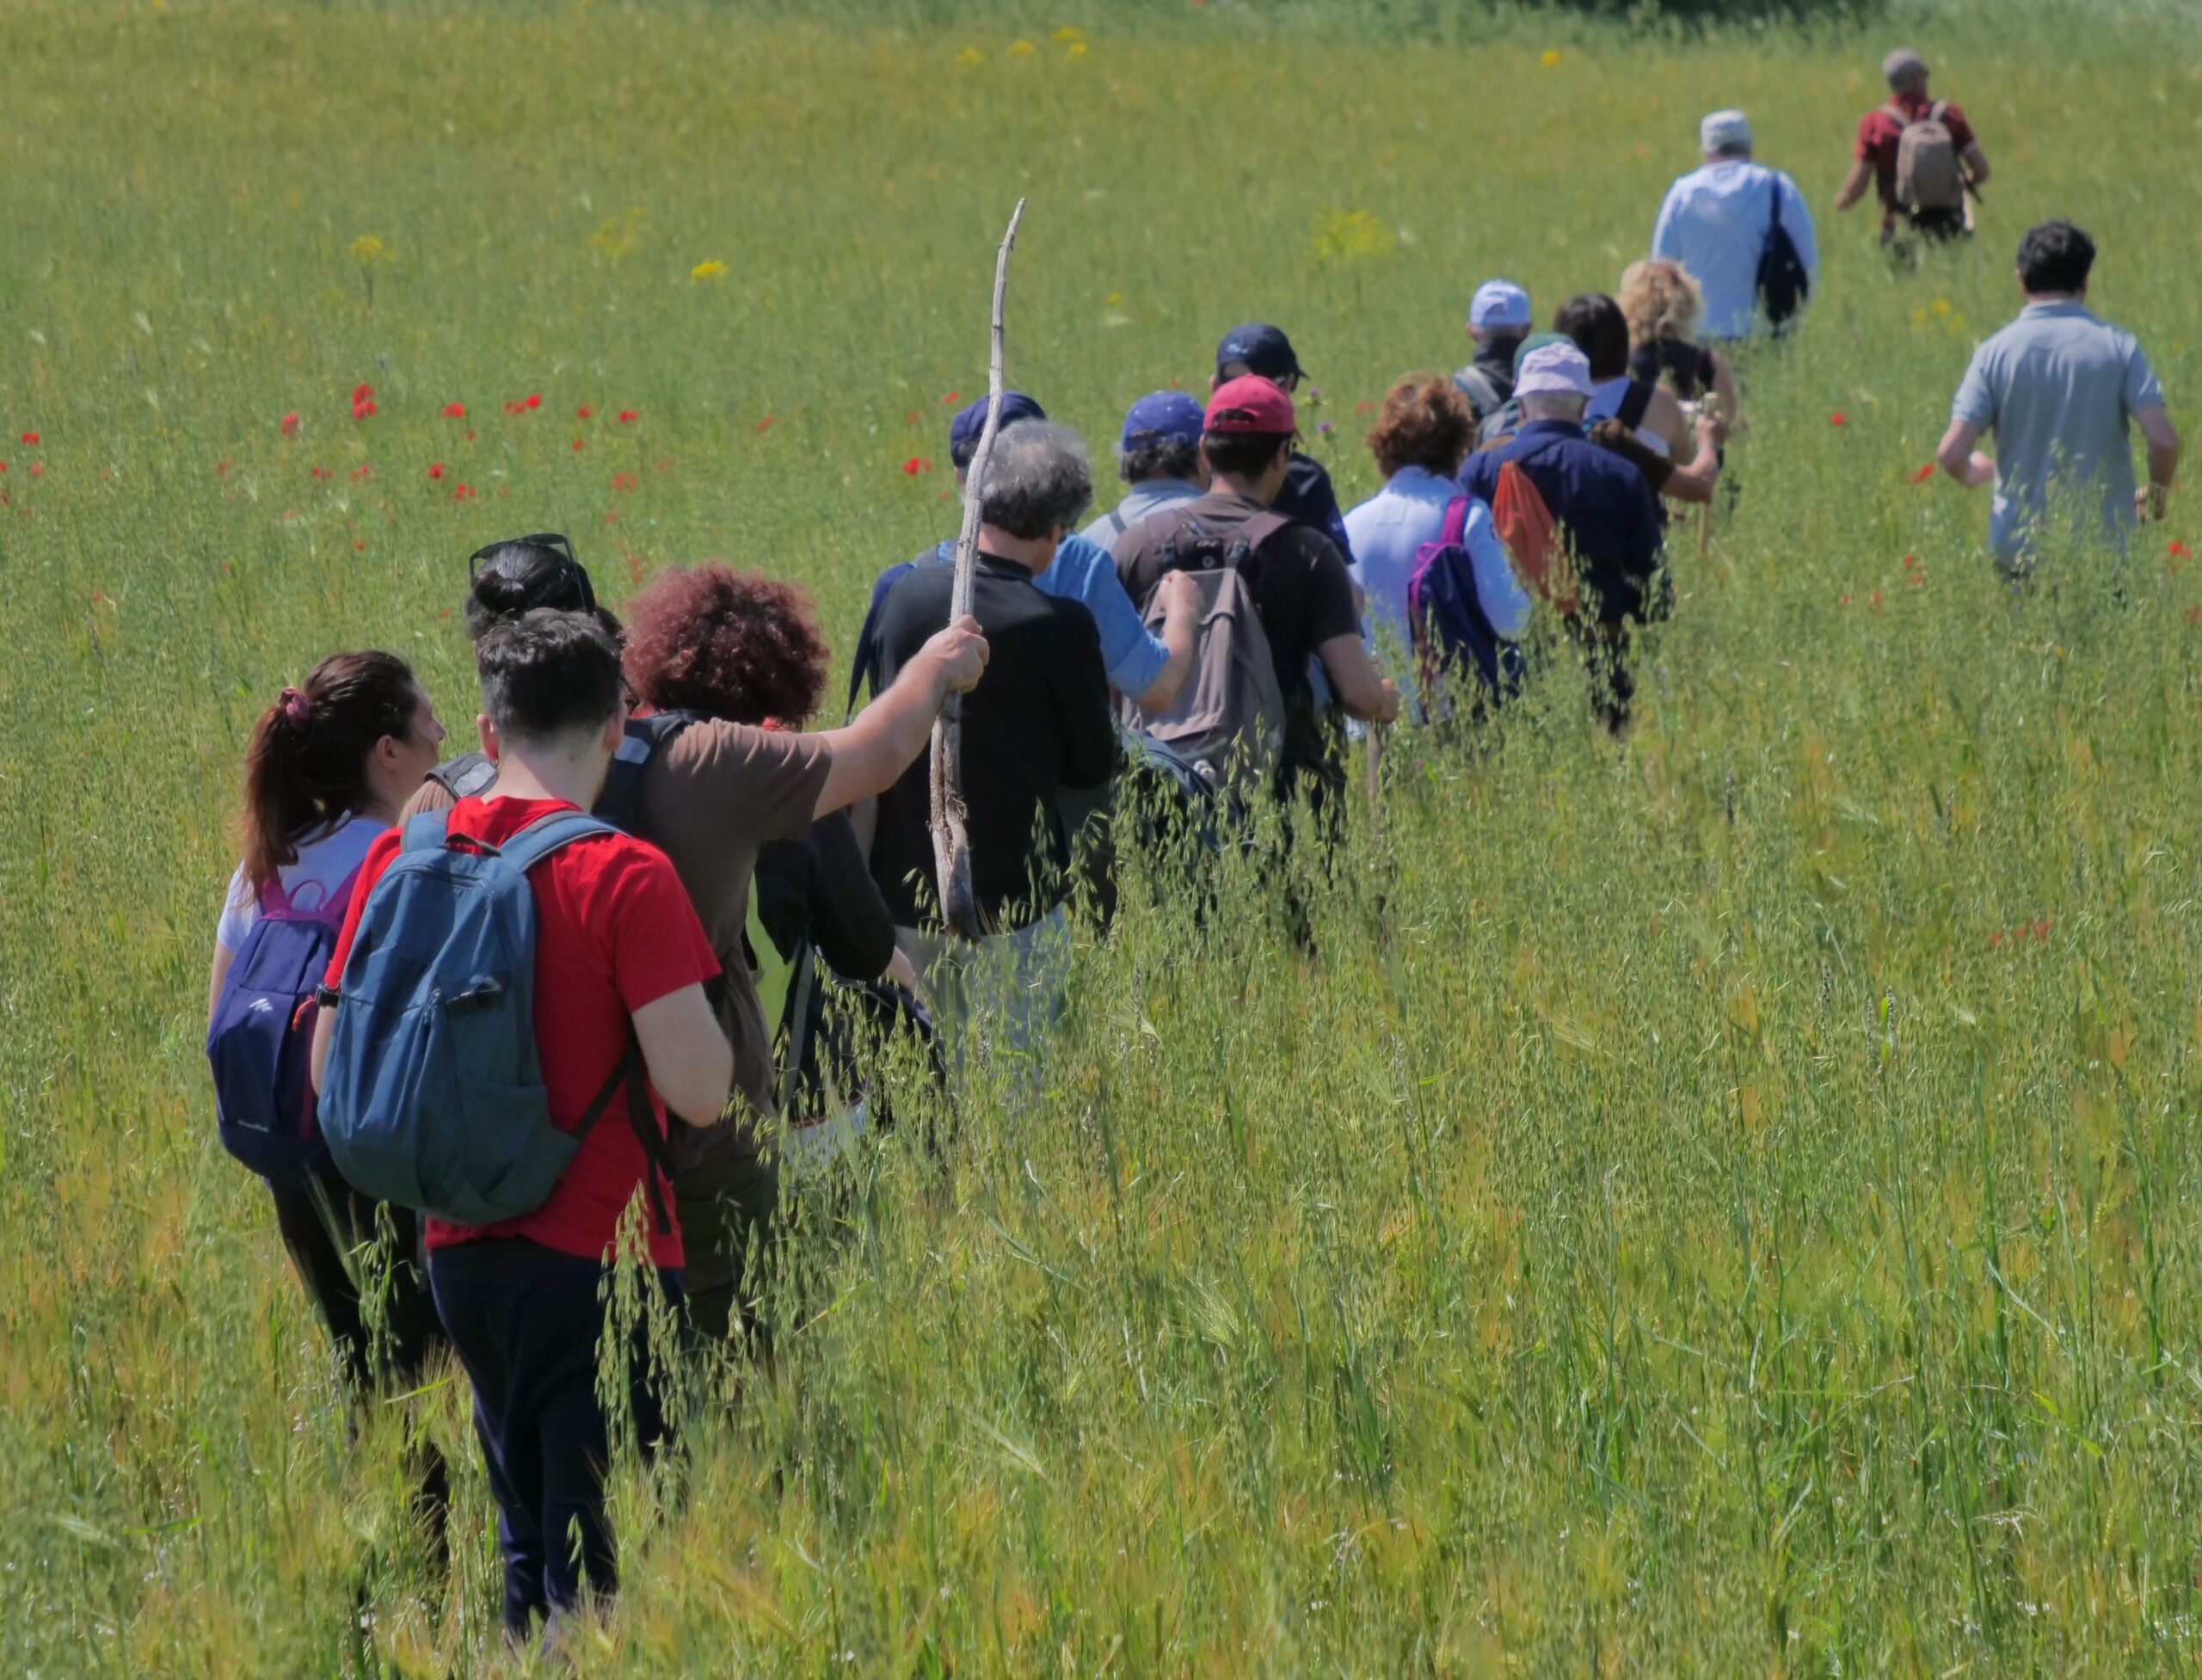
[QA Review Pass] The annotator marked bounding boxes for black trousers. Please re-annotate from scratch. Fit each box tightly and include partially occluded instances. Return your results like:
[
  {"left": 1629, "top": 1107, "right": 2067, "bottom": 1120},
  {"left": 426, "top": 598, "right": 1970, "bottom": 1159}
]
[
  {"left": 428, "top": 1239, "right": 684, "bottom": 1635},
  {"left": 267, "top": 1171, "right": 451, "bottom": 1562}
]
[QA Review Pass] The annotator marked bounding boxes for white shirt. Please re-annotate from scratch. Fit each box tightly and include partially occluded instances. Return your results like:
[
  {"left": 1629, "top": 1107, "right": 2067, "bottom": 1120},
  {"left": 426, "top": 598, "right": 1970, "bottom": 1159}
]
[
  {"left": 1342, "top": 466, "right": 1532, "bottom": 677},
  {"left": 215, "top": 810, "right": 384, "bottom": 951},
  {"left": 1651, "top": 159, "right": 1818, "bottom": 340}
]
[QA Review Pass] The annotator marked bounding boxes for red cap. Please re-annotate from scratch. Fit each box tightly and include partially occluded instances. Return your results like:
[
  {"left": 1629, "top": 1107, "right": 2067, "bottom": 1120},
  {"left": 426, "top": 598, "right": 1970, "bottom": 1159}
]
[{"left": 1204, "top": 375, "right": 1297, "bottom": 436}]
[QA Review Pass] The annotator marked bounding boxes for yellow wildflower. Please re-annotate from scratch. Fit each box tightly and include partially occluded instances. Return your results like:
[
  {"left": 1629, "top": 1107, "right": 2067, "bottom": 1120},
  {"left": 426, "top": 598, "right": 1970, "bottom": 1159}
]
[
  {"left": 956, "top": 46, "right": 984, "bottom": 65},
  {"left": 348, "top": 234, "right": 389, "bottom": 264},
  {"left": 1541, "top": 48, "right": 1563, "bottom": 67},
  {"left": 1052, "top": 27, "right": 1086, "bottom": 43},
  {"left": 691, "top": 259, "right": 729, "bottom": 283},
  {"left": 1007, "top": 39, "right": 1037, "bottom": 58},
  {"left": 1311, "top": 209, "right": 1397, "bottom": 266},
  {"left": 1932, "top": 298, "right": 1953, "bottom": 316}
]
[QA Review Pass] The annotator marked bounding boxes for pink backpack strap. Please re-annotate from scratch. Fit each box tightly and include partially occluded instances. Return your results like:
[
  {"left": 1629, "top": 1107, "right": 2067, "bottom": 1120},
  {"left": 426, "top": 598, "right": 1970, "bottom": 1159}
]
[
  {"left": 260, "top": 861, "right": 365, "bottom": 930},
  {"left": 1440, "top": 495, "right": 1471, "bottom": 550}
]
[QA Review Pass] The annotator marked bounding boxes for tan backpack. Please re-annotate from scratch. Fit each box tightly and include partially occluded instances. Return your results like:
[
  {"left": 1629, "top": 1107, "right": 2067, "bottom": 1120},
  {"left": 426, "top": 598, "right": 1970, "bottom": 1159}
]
[{"left": 1889, "top": 100, "right": 1965, "bottom": 215}]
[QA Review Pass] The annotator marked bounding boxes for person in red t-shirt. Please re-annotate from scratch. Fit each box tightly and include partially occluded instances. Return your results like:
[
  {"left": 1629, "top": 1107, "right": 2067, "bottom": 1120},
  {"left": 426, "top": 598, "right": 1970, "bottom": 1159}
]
[
  {"left": 1836, "top": 49, "right": 1991, "bottom": 246},
  {"left": 314, "top": 610, "right": 731, "bottom": 1642}
]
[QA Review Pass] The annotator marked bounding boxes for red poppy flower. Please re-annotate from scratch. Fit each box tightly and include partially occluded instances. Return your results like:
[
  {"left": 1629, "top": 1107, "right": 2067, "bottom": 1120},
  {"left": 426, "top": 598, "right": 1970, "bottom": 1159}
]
[
  {"left": 576, "top": 405, "right": 594, "bottom": 420},
  {"left": 1903, "top": 553, "right": 1919, "bottom": 570},
  {"left": 503, "top": 400, "right": 525, "bottom": 416},
  {"left": 613, "top": 471, "right": 639, "bottom": 492},
  {"left": 217, "top": 460, "right": 232, "bottom": 477},
  {"left": 1838, "top": 592, "right": 1851, "bottom": 606},
  {"left": 464, "top": 429, "right": 477, "bottom": 442},
  {"left": 572, "top": 439, "right": 586, "bottom": 452},
  {"left": 452, "top": 483, "right": 477, "bottom": 501},
  {"left": 352, "top": 397, "right": 378, "bottom": 420},
  {"left": 439, "top": 607, "right": 452, "bottom": 622},
  {"left": 442, "top": 403, "right": 467, "bottom": 419},
  {"left": 524, "top": 394, "right": 542, "bottom": 410},
  {"left": 618, "top": 409, "right": 640, "bottom": 424},
  {"left": 20, "top": 431, "right": 39, "bottom": 446},
  {"left": 1829, "top": 412, "right": 1848, "bottom": 427},
  {"left": 604, "top": 509, "right": 622, "bottom": 526},
  {"left": 1910, "top": 463, "right": 1935, "bottom": 483},
  {"left": 1870, "top": 590, "right": 1883, "bottom": 608},
  {"left": 428, "top": 463, "right": 446, "bottom": 480},
  {"left": 2035, "top": 918, "right": 2052, "bottom": 940},
  {"left": 281, "top": 413, "right": 300, "bottom": 439},
  {"left": 625, "top": 553, "right": 645, "bottom": 586},
  {"left": 352, "top": 383, "right": 375, "bottom": 403},
  {"left": 30, "top": 463, "right": 43, "bottom": 478},
  {"left": 754, "top": 415, "right": 773, "bottom": 433},
  {"left": 907, "top": 411, "right": 922, "bottom": 425},
  {"left": 942, "top": 391, "right": 961, "bottom": 404},
  {"left": 2172, "top": 540, "right": 2193, "bottom": 559},
  {"left": 1990, "top": 930, "right": 2004, "bottom": 949},
  {"left": 354, "top": 540, "right": 367, "bottom": 552},
  {"left": 351, "top": 465, "right": 373, "bottom": 481},
  {"left": 1356, "top": 401, "right": 1376, "bottom": 415},
  {"left": 904, "top": 456, "right": 932, "bottom": 477}
]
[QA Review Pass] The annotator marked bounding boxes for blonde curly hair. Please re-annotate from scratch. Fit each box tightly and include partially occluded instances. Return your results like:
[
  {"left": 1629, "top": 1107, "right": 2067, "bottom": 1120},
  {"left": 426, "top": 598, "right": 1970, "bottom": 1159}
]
[{"left": 1618, "top": 258, "right": 1704, "bottom": 347}]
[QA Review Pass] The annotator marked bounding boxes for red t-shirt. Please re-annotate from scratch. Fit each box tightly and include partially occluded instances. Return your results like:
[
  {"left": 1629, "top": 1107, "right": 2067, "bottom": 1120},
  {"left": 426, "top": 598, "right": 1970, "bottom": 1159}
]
[
  {"left": 1857, "top": 94, "right": 1977, "bottom": 211},
  {"left": 324, "top": 795, "right": 719, "bottom": 1269}
]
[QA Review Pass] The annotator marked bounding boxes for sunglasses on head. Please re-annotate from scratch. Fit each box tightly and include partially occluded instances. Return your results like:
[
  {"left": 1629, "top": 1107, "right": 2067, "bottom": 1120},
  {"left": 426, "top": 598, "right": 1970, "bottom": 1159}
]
[{"left": 466, "top": 532, "right": 596, "bottom": 613}]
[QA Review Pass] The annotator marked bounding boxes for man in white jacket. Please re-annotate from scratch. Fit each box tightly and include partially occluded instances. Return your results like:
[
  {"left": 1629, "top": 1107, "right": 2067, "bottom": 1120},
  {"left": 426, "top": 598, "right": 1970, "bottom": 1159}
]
[{"left": 1652, "top": 110, "right": 1818, "bottom": 341}]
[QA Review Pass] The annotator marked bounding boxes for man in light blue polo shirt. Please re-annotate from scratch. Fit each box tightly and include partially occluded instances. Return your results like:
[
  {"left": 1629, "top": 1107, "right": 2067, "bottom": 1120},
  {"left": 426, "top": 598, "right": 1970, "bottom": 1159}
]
[
  {"left": 1651, "top": 109, "right": 1817, "bottom": 341},
  {"left": 1081, "top": 391, "right": 1208, "bottom": 549},
  {"left": 1935, "top": 220, "right": 2180, "bottom": 570}
]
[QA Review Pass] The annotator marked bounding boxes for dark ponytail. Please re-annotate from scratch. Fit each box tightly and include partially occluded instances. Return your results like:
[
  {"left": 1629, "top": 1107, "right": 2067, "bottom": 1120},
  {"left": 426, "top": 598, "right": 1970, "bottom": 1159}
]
[{"left": 240, "top": 651, "right": 419, "bottom": 897}]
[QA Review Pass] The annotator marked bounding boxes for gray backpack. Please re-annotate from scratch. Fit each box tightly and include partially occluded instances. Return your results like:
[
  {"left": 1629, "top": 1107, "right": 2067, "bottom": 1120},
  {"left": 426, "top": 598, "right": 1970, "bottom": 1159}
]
[
  {"left": 1119, "top": 510, "right": 1290, "bottom": 797},
  {"left": 1890, "top": 100, "right": 1965, "bottom": 215}
]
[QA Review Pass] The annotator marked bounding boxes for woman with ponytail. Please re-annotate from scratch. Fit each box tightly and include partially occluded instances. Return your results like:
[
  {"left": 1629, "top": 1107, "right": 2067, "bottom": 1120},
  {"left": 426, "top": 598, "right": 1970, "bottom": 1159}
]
[{"left": 206, "top": 652, "right": 452, "bottom": 1547}]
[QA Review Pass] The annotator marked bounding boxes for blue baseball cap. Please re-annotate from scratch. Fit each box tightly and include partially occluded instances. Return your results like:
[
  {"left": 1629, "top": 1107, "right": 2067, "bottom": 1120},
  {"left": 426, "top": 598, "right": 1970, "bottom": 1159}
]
[
  {"left": 1118, "top": 391, "right": 1205, "bottom": 452},
  {"left": 949, "top": 391, "right": 1047, "bottom": 469},
  {"left": 1468, "top": 280, "right": 1534, "bottom": 332},
  {"left": 1215, "top": 323, "right": 1304, "bottom": 383}
]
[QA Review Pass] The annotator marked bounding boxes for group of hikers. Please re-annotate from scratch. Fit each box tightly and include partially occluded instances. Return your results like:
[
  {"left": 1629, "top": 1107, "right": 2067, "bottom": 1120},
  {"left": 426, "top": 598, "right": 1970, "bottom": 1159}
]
[{"left": 201, "top": 51, "right": 2181, "bottom": 1649}]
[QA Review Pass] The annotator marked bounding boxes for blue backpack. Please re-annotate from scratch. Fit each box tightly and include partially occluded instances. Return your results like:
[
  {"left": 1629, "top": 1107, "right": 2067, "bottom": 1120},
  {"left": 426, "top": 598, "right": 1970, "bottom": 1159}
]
[
  {"left": 206, "top": 865, "right": 360, "bottom": 1186},
  {"left": 317, "top": 808, "right": 668, "bottom": 1228},
  {"left": 1405, "top": 495, "right": 1525, "bottom": 711}
]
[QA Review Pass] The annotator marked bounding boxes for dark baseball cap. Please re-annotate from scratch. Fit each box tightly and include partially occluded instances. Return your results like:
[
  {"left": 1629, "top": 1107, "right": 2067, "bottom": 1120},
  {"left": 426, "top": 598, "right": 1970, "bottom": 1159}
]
[
  {"left": 1119, "top": 391, "right": 1206, "bottom": 451},
  {"left": 1215, "top": 323, "right": 1304, "bottom": 383},
  {"left": 949, "top": 391, "right": 1047, "bottom": 468}
]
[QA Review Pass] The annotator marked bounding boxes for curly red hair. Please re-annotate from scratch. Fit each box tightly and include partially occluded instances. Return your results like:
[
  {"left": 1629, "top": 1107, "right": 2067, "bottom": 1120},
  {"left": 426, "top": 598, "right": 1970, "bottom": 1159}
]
[{"left": 622, "top": 563, "right": 829, "bottom": 726}]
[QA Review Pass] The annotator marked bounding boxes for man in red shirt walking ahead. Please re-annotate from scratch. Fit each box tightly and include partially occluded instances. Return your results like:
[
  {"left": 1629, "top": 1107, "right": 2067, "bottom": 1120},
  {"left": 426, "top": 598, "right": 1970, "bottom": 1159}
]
[
  {"left": 315, "top": 609, "right": 735, "bottom": 1644},
  {"left": 1836, "top": 48, "right": 1991, "bottom": 249}
]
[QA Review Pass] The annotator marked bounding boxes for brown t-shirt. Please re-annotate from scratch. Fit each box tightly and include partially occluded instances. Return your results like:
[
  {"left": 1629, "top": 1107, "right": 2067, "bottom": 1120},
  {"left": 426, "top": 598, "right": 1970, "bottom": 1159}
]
[{"left": 403, "top": 718, "right": 832, "bottom": 1164}]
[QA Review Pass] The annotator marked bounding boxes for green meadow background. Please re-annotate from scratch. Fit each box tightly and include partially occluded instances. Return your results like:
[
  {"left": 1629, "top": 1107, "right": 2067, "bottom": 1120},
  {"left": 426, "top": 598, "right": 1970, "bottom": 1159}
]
[{"left": 5, "top": 1, "right": 2202, "bottom": 1673}]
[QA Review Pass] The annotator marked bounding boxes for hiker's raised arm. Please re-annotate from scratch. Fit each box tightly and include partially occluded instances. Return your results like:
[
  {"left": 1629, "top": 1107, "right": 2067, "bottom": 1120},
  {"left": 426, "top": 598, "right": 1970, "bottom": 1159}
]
[
  {"left": 631, "top": 982, "right": 734, "bottom": 1129},
  {"left": 813, "top": 616, "right": 988, "bottom": 818},
  {"left": 1133, "top": 569, "right": 1202, "bottom": 712},
  {"left": 1935, "top": 418, "right": 1995, "bottom": 488}
]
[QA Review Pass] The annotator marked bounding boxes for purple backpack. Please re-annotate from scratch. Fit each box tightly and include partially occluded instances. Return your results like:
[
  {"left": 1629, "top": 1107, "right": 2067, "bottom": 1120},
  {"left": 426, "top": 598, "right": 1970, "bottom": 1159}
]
[
  {"left": 206, "top": 865, "right": 360, "bottom": 1186},
  {"left": 1405, "top": 496, "right": 1517, "bottom": 704}
]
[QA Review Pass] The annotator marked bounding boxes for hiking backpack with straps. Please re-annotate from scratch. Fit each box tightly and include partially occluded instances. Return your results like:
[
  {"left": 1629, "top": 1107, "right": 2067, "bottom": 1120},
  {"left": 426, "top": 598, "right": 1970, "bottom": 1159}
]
[
  {"left": 1489, "top": 453, "right": 1582, "bottom": 618},
  {"left": 1406, "top": 496, "right": 1524, "bottom": 707},
  {"left": 1756, "top": 177, "right": 1811, "bottom": 330},
  {"left": 1889, "top": 100, "right": 1965, "bottom": 215},
  {"left": 1117, "top": 509, "right": 1292, "bottom": 796},
  {"left": 206, "top": 865, "right": 360, "bottom": 1185},
  {"left": 317, "top": 807, "right": 675, "bottom": 1228},
  {"left": 1452, "top": 362, "right": 1507, "bottom": 422}
]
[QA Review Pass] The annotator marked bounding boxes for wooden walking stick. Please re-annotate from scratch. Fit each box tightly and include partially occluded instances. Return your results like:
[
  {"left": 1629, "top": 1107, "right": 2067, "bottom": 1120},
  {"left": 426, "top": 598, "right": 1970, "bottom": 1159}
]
[{"left": 929, "top": 198, "right": 1027, "bottom": 941}]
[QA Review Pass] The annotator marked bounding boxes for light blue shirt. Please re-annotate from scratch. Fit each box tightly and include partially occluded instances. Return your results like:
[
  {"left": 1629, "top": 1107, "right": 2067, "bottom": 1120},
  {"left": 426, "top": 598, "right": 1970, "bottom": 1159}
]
[
  {"left": 920, "top": 532, "right": 1170, "bottom": 700},
  {"left": 1342, "top": 467, "right": 1530, "bottom": 677},
  {"left": 1953, "top": 299, "right": 2165, "bottom": 568},
  {"left": 1651, "top": 160, "right": 1818, "bottom": 341},
  {"left": 1079, "top": 479, "right": 1205, "bottom": 551}
]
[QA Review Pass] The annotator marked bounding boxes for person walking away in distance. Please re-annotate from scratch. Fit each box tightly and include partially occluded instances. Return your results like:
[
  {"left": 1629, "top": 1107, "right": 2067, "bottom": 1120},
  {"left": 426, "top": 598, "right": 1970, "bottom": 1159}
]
[
  {"left": 864, "top": 422, "right": 1117, "bottom": 1075},
  {"left": 1115, "top": 376, "right": 1399, "bottom": 814},
  {"left": 1214, "top": 322, "right": 1356, "bottom": 560},
  {"left": 1836, "top": 49, "right": 1989, "bottom": 251},
  {"left": 1652, "top": 110, "right": 1818, "bottom": 341},
  {"left": 1344, "top": 375, "right": 1528, "bottom": 693},
  {"left": 1081, "top": 391, "right": 1209, "bottom": 548},
  {"left": 206, "top": 653, "right": 452, "bottom": 1555},
  {"left": 1454, "top": 280, "right": 1535, "bottom": 423},
  {"left": 1935, "top": 219, "right": 2179, "bottom": 571},
  {"left": 1461, "top": 343, "right": 1665, "bottom": 732},
  {"left": 1619, "top": 259, "right": 1742, "bottom": 430},
  {"left": 857, "top": 393, "right": 1200, "bottom": 720},
  {"left": 619, "top": 563, "right": 914, "bottom": 1182},
  {"left": 411, "top": 537, "right": 987, "bottom": 1345},
  {"left": 1557, "top": 292, "right": 1728, "bottom": 507},
  {"left": 312, "top": 611, "right": 735, "bottom": 1646}
]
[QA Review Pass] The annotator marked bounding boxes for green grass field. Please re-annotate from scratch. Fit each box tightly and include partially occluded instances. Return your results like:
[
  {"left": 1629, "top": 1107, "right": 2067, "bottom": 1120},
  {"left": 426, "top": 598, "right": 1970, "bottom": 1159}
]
[{"left": 6, "top": 1, "right": 2202, "bottom": 1673}]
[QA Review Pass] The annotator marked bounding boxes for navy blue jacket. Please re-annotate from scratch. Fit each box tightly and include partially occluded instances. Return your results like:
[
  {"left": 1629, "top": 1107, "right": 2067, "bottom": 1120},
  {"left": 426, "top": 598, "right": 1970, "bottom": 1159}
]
[
  {"left": 1460, "top": 421, "right": 1664, "bottom": 625},
  {"left": 1277, "top": 452, "right": 1354, "bottom": 561}
]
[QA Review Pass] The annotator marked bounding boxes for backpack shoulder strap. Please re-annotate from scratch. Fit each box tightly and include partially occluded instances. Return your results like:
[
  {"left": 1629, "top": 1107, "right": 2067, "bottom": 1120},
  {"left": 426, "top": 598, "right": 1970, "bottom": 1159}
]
[
  {"left": 400, "top": 809, "right": 454, "bottom": 855},
  {"left": 1440, "top": 495, "right": 1471, "bottom": 549},
  {"left": 1929, "top": 100, "right": 1948, "bottom": 123},
  {"left": 1616, "top": 377, "right": 1656, "bottom": 434},
  {"left": 495, "top": 809, "right": 619, "bottom": 875},
  {"left": 425, "top": 751, "right": 498, "bottom": 802},
  {"left": 1103, "top": 506, "right": 1129, "bottom": 543},
  {"left": 1234, "top": 510, "right": 1293, "bottom": 557},
  {"left": 1883, "top": 99, "right": 1910, "bottom": 123},
  {"left": 1455, "top": 364, "right": 1503, "bottom": 415},
  {"left": 596, "top": 710, "right": 699, "bottom": 834},
  {"left": 844, "top": 561, "right": 917, "bottom": 722}
]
